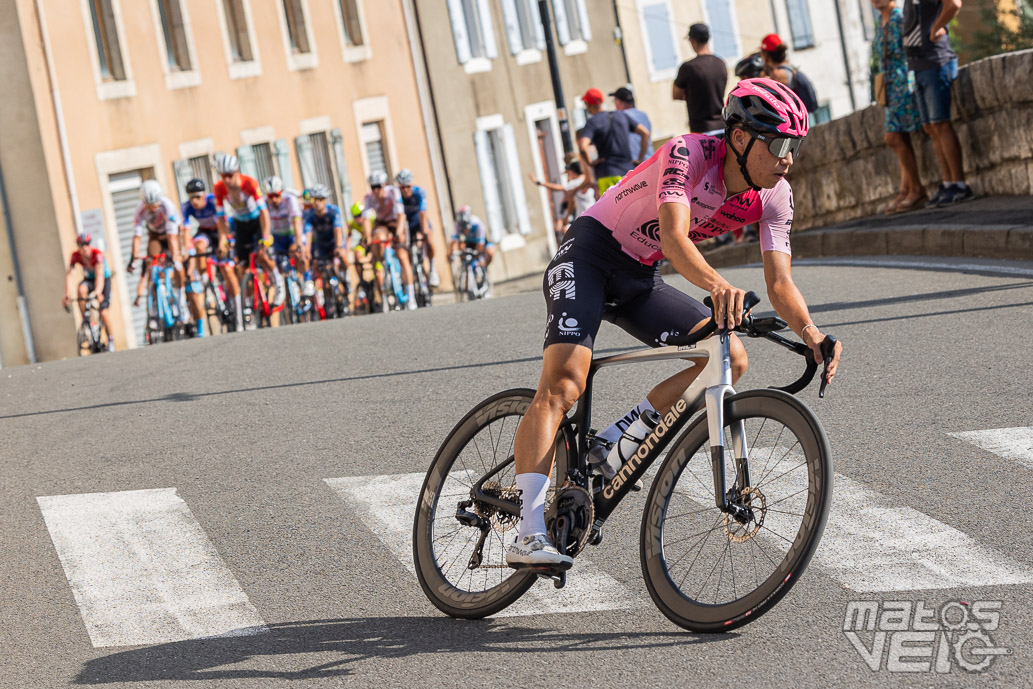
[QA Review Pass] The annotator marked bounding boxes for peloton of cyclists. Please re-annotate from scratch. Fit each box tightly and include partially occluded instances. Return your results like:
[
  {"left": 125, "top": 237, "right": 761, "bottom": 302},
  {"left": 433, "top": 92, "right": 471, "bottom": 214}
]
[
  {"left": 362, "top": 171, "right": 418, "bottom": 311},
  {"left": 63, "top": 232, "right": 115, "bottom": 351},
  {"left": 213, "top": 153, "right": 281, "bottom": 330},
  {"left": 127, "top": 180, "right": 191, "bottom": 330},
  {"left": 396, "top": 168, "right": 440, "bottom": 289},
  {"left": 264, "top": 175, "right": 313, "bottom": 298}
]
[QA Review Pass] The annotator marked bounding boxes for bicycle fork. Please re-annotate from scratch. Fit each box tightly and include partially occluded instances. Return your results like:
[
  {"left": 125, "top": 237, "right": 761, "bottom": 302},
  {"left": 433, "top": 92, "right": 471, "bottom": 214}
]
[{"left": 702, "top": 331, "right": 753, "bottom": 524}]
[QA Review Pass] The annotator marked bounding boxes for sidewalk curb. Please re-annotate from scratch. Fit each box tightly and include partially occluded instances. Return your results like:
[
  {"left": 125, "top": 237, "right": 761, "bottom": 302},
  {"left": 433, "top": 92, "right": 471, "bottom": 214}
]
[{"left": 684, "top": 226, "right": 1033, "bottom": 270}]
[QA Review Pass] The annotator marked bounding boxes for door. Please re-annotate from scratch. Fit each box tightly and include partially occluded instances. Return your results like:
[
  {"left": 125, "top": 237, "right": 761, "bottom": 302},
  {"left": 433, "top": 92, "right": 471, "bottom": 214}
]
[{"left": 109, "top": 170, "right": 151, "bottom": 348}]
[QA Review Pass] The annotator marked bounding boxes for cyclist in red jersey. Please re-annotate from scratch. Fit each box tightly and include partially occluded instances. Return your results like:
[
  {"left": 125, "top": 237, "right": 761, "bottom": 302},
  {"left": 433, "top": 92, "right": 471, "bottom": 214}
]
[
  {"left": 212, "top": 153, "right": 279, "bottom": 330},
  {"left": 506, "top": 79, "right": 844, "bottom": 568},
  {"left": 64, "top": 233, "right": 115, "bottom": 351}
]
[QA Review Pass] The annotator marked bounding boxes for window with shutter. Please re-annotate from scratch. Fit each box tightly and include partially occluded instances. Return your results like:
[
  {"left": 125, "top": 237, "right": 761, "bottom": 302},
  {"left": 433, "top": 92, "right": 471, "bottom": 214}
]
[
  {"left": 252, "top": 143, "right": 277, "bottom": 185},
  {"left": 282, "top": 0, "right": 311, "bottom": 54},
  {"left": 339, "top": 0, "right": 364, "bottom": 46},
  {"left": 785, "top": 0, "right": 815, "bottom": 49},
  {"left": 638, "top": 1, "right": 679, "bottom": 78},
  {"left": 703, "top": 0, "right": 740, "bottom": 59},
  {"left": 157, "top": 0, "right": 192, "bottom": 71},
  {"left": 89, "top": 0, "right": 127, "bottom": 81},
  {"left": 223, "top": 0, "right": 254, "bottom": 62},
  {"left": 361, "top": 122, "right": 389, "bottom": 180}
]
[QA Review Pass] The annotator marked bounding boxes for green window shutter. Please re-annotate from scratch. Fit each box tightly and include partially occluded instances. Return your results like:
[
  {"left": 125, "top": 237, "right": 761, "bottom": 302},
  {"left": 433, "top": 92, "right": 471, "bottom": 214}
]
[
  {"left": 273, "top": 138, "right": 293, "bottom": 191},
  {"left": 330, "top": 128, "right": 351, "bottom": 209},
  {"left": 294, "top": 134, "right": 317, "bottom": 190},
  {"left": 236, "top": 144, "right": 258, "bottom": 179}
]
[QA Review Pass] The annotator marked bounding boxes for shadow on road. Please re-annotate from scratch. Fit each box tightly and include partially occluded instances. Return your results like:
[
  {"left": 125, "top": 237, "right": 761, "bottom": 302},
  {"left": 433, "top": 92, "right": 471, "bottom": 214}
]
[{"left": 74, "top": 616, "right": 728, "bottom": 683}]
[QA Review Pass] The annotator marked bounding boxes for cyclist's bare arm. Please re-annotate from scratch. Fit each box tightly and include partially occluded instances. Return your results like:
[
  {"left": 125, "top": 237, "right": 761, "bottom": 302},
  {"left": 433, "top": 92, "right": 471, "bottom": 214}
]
[
  {"left": 217, "top": 217, "right": 231, "bottom": 251},
  {"left": 129, "top": 235, "right": 142, "bottom": 262},
  {"left": 259, "top": 208, "right": 271, "bottom": 241},
  {"left": 658, "top": 202, "right": 746, "bottom": 330},
  {"left": 762, "top": 250, "right": 842, "bottom": 381},
  {"left": 168, "top": 233, "right": 182, "bottom": 264}
]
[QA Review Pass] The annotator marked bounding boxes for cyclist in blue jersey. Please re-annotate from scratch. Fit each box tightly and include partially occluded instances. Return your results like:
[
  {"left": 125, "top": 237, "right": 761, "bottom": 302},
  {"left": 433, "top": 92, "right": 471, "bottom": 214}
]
[
  {"left": 180, "top": 178, "right": 223, "bottom": 336},
  {"left": 63, "top": 233, "right": 115, "bottom": 351},
  {"left": 303, "top": 184, "right": 350, "bottom": 309},
  {"left": 396, "top": 169, "right": 440, "bottom": 288},
  {"left": 449, "top": 205, "right": 495, "bottom": 268}
]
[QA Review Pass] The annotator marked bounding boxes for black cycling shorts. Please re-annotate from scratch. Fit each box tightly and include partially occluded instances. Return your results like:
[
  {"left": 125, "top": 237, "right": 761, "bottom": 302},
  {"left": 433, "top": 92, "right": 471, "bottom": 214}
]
[
  {"left": 232, "top": 217, "right": 262, "bottom": 262},
  {"left": 542, "top": 216, "right": 709, "bottom": 350},
  {"left": 81, "top": 278, "right": 112, "bottom": 310}
]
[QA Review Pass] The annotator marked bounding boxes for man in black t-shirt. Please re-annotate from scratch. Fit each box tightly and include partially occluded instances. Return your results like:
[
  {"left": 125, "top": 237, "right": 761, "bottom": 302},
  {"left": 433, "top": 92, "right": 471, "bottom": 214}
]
[
  {"left": 577, "top": 88, "right": 650, "bottom": 195},
  {"left": 672, "top": 23, "right": 727, "bottom": 134}
]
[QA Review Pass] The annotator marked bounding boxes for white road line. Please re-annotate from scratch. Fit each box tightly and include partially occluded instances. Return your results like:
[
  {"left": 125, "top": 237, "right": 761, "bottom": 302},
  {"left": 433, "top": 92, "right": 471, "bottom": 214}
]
[
  {"left": 676, "top": 450, "right": 1033, "bottom": 592},
  {"left": 949, "top": 426, "right": 1033, "bottom": 469},
  {"left": 37, "top": 488, "right": 266, "bottom": 648},
  {"left": 325, "top": 473, "right": 640, "bottom": 617}
]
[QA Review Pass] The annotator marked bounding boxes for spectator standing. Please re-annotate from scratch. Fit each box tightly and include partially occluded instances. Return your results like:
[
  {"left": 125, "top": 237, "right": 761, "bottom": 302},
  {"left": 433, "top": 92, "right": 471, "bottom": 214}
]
[
  {"left": 577, "top": 88, "right": 650, "bottom": 195},
  {"left": 672, "top": 23, "right": 727, "bottom": 134},
  {"left": 610, "top": 87, "right": 654, "bottom": 160},
  {"left": 902, "top": 0, "right": 973, "bottom": 206},
  {"left": 760, "top": 34, "right": 820, "bottom": 113},
  {"left": 873, "top": 0, "right": 927, "bottom": 213}
]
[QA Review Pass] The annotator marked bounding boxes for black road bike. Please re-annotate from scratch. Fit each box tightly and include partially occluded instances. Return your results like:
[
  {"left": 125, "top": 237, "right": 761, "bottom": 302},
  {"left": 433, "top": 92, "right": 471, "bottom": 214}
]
[{"left": 413, "top": 292, "right": 837, "bottom": 632}]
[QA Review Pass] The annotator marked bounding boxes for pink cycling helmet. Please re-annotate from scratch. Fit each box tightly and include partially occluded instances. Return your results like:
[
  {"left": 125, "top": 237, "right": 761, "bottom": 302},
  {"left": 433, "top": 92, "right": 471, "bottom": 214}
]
[{"left": 723, "top": 77, "right": 808, "bottom": 138}]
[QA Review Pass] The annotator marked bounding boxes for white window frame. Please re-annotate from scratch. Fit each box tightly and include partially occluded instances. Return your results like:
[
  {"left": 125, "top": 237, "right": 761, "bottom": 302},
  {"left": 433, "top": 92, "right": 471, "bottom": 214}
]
[
  {"left": 177, "top": 137, "right": 214, "bottom": 160},
  {"left": 500, "top": 0, "right": 544, "bottom": 66},
  {"left": 446, "top": 0, "right": 498, "bottom": 74},
  {"left": 351, "top": 97, "right": 399, "bottom": 181},
  {"left": 635, "top": 0, "right": 681, "bottom": 82},
  {"left": 700, "top": 0, "right": 743, "bottom": 67},
  {"left": 553, "top": 0, "right": 591, "bottom": 56},
  {"left": 240, "top": 126, "right": 277, "bottom": 146},
  {"left": 332, "top": 0, "right": 373, "bottom": 63},
  {"left": 275, "top": 0, "right": 319, "bottom": 71},
  {"left": 524, "top": 101, "right": 563, "bottom": 255},
  {"left": 215, "top": 0, "right": 263, "bottom": 80},
  {"left": 474, "top": 114, "right": 531, "bottom": 246},
  {"left": 93, "top": 143, "right": 167, "bottom": 348},
  {"left": 147, "top": 0, "right": 201, "bottom": 90},
  {"left": 79, "top": 0, "right": 136, "bottom": 100}
]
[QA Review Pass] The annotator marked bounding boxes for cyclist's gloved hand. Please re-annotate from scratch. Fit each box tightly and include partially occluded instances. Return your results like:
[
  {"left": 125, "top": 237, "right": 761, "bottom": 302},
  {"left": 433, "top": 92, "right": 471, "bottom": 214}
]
[{"left": 126, "top": 257, "right": 136, "bottom": 274}]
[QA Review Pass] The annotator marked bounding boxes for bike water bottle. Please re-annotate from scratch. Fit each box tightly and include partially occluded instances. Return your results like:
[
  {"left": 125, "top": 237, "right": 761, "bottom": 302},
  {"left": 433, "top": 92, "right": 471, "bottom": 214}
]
[{"left": 603, "top": 410, "right": 662, "bottom": 479}]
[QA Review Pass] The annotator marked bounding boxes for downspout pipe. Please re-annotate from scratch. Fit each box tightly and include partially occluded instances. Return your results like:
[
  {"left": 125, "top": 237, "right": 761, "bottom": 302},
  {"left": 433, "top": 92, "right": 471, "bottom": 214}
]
[
  {"left": 0, "top": 153, "right": 37, "bottom": 365},
  {"left": 833, "top": 0, "right": 858, "bottom": 111}
]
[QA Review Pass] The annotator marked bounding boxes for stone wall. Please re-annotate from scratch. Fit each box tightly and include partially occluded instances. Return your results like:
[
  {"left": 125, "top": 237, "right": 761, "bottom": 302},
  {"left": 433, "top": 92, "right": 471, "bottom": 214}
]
[{"left": 790, "top": 49, "right": 1033, "bottom": 230}]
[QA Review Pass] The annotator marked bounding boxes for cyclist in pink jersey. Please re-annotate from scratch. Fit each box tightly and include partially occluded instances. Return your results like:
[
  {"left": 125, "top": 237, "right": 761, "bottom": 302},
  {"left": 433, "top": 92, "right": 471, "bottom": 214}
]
[{"left": 506, "top": 78, "right": 843, "bottom": 569}]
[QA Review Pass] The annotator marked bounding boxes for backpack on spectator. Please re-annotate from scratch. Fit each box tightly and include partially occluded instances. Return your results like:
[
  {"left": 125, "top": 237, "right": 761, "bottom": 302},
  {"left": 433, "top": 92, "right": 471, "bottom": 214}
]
[{"left": 780, "top": 64, "right": 820, "bottom": 113}]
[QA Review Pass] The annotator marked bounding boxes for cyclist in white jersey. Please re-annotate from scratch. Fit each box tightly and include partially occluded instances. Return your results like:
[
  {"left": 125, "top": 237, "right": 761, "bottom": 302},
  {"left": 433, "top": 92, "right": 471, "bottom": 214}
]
[{"left": 126, "top": 180, "right": 192, "bottom": 327}]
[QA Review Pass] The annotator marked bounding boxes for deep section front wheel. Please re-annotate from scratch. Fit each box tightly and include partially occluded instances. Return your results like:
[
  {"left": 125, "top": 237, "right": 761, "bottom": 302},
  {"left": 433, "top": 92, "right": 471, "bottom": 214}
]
[
  {"left": 413, "top": 388, "right": 571, "bottom": 619},
  {"left": 640, "top": 388, "right": 832, "bottom": 633}
]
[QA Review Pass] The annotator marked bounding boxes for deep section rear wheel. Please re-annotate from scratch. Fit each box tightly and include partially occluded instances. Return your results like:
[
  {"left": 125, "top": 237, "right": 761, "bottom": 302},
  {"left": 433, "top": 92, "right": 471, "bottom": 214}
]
[
  {"left": 640, "top": 389, "right": 832, "bottom": 633},
  {"left": 413, "top": 388, "right": 571, "bottom": 619}
]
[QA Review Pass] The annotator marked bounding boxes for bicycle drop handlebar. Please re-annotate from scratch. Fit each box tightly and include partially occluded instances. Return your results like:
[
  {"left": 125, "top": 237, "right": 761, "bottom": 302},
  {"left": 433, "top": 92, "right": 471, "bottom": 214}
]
[{"left": 665, "top": 290, "right": 837, "bottom": 398}]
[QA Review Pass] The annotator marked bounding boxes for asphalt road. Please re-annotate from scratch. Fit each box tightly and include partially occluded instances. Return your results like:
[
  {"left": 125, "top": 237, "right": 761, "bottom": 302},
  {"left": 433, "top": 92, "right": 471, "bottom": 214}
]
[{"left": 3, "top": 256, "right": 1033, "bottom": 688}]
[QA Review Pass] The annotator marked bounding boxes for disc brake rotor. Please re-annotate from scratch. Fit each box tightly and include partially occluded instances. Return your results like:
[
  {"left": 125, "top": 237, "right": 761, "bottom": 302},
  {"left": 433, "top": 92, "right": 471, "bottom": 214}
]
[{"left": 724, "top": 486, "right": 766, "bottom": 544}]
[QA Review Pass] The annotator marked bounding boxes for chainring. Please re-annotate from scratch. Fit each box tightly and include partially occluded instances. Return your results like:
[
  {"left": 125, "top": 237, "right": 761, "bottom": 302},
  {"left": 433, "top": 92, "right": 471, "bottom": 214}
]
[{"left": 546, "top": 484, "right": 594, "bottom": 558}]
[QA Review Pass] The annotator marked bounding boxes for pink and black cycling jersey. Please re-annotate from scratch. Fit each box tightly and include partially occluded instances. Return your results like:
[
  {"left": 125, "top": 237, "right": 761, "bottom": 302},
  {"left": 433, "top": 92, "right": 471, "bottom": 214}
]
[
  {"left": 133, "top": 197, "right": 180, "bottom": 237},
  {"left": 582, "top": 134, "right": 793, "bottom": 265}
]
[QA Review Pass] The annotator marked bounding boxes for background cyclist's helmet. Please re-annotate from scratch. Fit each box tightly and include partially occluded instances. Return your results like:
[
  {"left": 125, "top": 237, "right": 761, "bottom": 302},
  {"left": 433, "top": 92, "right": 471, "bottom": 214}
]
[
  {"left": 140, "top": 180, "right": 163, "bottom": 204},
  {"left": 734, "top": 52, "right": 765, "bottom": 80},
  {"left": 367, "top": 171, "right": 388, "bottom": 187},
  {"left": 214, "top": 153, "right": 240, "bottom": 175},
  {"left": 456, "top": 205, "right": 473, "bottom": 228},
  {"left": 394, "top": 168, "right": 414, "bottom": 186},
  {"left": 350, "top": 202, "right": 365, "bottom": 218},
  {"left": 185, "top": 178, "right": 206, "bottom": 195},
  {"left": 309, "top": 183, "right": 330, "bottom": 199},
  {"left": 723, "top": 77, "right": 809, "bottom": 138},
  {"left": 263, "top": 175, "right": 284, "bottom": 195},
  {"left": 76, "top": 233, "right": 92, "bottom": 246}
]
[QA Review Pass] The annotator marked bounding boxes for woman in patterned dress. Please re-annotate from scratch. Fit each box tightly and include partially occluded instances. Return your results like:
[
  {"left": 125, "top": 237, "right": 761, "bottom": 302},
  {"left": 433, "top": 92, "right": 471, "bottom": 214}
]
[{"left": 872, "top": 0, "right": 926, "bottom": 213}]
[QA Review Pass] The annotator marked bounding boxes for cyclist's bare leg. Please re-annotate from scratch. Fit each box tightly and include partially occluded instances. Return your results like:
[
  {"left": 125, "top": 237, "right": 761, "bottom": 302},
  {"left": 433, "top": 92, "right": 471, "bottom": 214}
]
[
  {"left": 514, "top": 343, "right": 593, "bottom": 477},
  {"left": 484, "top": 245, "right": 496, "bottom": 268},
  {"left": 76, "top": 281, "right": 90, "bottom": 314},
  {"left": 395, "top": 226, "right": 414, "bottom": 285},
  {"left": 98, "top": 307, "right": 114, "bottom": 344},
  {"left": 371, "top": 228, "right": 389, "bottom": 299},
  {"left": 221, "top": 262, "right": 240, "bottom": 297}
]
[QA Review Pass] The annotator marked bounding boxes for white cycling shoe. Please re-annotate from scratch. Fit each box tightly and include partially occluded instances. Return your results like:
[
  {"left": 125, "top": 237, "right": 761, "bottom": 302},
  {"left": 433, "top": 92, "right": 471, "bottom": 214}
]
[
  {"left": 273, "top": 278, "right": 286, "bottom": 307},
  {"left": 506, "top": 533, "right": 573, "bottom": 569},
  {"left": 429, "top": 266, "right": 440, "bottom": 288},
  {"left": 302, "top": 280, "right": 315, "bottom": 297}
]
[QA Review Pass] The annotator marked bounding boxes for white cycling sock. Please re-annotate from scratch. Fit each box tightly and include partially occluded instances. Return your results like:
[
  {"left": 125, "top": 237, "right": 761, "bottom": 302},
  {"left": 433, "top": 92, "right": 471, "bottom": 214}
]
[
  {"left": 406, "top": 283, "right": 416, "bottom": 301},
  {"left": 516, "top": 472, "right": 550, "bottom": 538},
  {"left": 597, "top": 396, "right": 656, "bottom": 443},
  {"left": 234, "top": 294, "right": 243, "bottom": 321}
]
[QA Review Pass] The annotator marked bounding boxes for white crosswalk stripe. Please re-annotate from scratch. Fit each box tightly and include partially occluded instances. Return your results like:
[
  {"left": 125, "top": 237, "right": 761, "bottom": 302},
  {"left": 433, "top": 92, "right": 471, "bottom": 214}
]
[
  {"left": 949, "top": 426, "right": 1033, "bottom": 469},
  {"left": 37, "top": 488, "right": 266, "bottom": 648},
  {"left": 324, "top": 473, "right": 641, "bottom": 617}
]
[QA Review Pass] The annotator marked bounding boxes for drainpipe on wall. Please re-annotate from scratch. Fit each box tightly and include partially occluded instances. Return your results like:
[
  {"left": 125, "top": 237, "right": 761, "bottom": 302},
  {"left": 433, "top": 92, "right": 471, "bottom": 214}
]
[
  {"left": 402, "top": 0, "right": 455, "bottom": 247},
  {"left": 611, "top": 0, "right": 632, "bottom": 86},
  {"left": 833, "top": 0, "right": 859, "bottom": 112},
  {"left": 34, "top": 0, "right": 84, "bottom": 238},
  {"left": 0, "top": 154, "right": 37, "bottom": 365}
]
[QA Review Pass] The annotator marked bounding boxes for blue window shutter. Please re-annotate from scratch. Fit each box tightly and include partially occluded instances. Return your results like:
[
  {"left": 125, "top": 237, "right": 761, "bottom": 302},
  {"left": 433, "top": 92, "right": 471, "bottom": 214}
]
[
  {"left": 172, "top": 159, "right": 195, "bottom": 206},
  {"left": 475, "top": 0, "right": 498, "bottom": 58},
  {"left": 553, "top": 0, "right": 571, "bottom": 44},
  {"left": 786, "top": 0, "right": 815, "bottom": 49},
  {"left": 642, "top": 2, "right": 678, "bottom": 72},
  {"left": 273, "top": 138, "right": 293, "bottom": 191},
  {"left": 500, "top": 0, "right": 523, "bottom": 54},
  {"left": 236, "top": 145, "right": 258, "bottom": 179},
  {"left": 704, "top": 0, "right": 738, "bottom": 59},
  {"left": 575, "top": 0, "right": 591, "bottom": 41},
  {"left": 330, "top": 128, "right": 352, "bottom": 209},
  {"left": 294, "top": 134, "right": 317, "bottom": 189}
]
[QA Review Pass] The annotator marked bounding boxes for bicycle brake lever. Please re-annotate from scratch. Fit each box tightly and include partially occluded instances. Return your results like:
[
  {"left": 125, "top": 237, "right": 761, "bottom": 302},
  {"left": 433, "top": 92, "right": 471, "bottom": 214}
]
[{"left": 818, "top": 335, "right": 838, "bottom": 399}]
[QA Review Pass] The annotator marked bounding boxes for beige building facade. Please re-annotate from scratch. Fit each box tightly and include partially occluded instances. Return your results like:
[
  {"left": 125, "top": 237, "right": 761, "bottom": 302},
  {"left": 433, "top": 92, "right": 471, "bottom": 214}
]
[
  {"left": 0, "top": 0, "right": 447, "bottom": 365},
  {"left": 411, "top": 0, "right": 631, "bottom": 281}
]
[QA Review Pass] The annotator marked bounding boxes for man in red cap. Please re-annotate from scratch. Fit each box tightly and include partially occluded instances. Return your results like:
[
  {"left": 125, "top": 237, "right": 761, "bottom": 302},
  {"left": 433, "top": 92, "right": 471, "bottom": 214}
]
[
  {"left": 577, "top": 87, "right": 650, "bottom": 195},
  {"left": 759, "top": 33, "right": 819, "bottom": 113}
]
